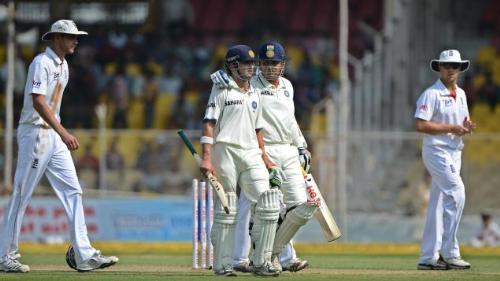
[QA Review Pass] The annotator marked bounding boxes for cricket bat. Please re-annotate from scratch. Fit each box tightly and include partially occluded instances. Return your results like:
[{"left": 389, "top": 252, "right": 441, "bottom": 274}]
[
  {"left": 177, "top": 130, "right": 230, "bottom": 214},
  {"left": 304, "top": 173, "right": 342, "bottom": 242}
]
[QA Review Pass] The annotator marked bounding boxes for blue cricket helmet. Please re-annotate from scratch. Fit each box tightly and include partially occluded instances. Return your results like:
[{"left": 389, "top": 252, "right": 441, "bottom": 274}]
[
  {"left": 258, "top": 42, "right": 286, "bottom": 61},
  {"left": 225, "top": 45, "right": 257, "bottom": 64}
]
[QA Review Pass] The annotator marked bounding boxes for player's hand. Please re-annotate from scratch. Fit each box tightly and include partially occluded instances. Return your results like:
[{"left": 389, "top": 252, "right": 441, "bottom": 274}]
[
  {"left": 298, "top": 147, "right": 312, "bottom": 173},
  {"left": 450, "top": 124, "right": 470, "bottom": 136},
  {"left": 200, "top": 159, "right": 215, "bottom": 176},
  {"left": 210, "top": 69, "right": 230, "bottom": 89},
  {"left": 61, "top": 131, "right": 79, "bottom": 150},
  {"left": 269, "top": 166, "right": 286, "bottom": 189},
  {"left": 463, "top": 117, "right": 476, "bottom": 133}
]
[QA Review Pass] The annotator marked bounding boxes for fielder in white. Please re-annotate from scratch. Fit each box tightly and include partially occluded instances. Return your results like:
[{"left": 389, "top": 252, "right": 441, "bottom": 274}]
[
  {"left": 200, "top": 45, "right": 281, "bottom": 277},
  {"left": 0, "top": 20, "right": 118, "bottom": 273},
  {"left": 415, "top": 49, "right": 476, "bottom": 270},
  {"left": 211, "top": 42, "right": 318, "bottom": 273}
]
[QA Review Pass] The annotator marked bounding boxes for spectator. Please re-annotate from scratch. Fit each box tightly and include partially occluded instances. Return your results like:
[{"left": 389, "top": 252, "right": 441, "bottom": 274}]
[
  {"left": 106, "top": 138, "right": 125, "bottom": 182},
  {"left": 109, "top": 64, "right": 130, "bottom": 128},
  {"left": 471, "top": 213, "right": 500, "bottom": 247},
  {"left": 76, "top": 144, "right": 99, "bottom": 172},
  {"left": 76, "top": 144, "right": 99, "bottom": 189}
]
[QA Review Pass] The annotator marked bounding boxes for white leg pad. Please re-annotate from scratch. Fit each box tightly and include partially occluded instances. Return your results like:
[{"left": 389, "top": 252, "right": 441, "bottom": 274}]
[
  {"left": 272, "top": 202, "right": 318, "bottom": 255},
  {"left": 251, "top": 189, "right": 280, "bottom": 267},
  {"left": 210, "top": 192, "right": 237, "bottom": 272}
]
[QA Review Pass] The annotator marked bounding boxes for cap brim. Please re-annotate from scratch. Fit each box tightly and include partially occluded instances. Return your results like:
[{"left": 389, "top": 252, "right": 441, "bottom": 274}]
[
  {"left": 430, "top": 60, "right": 470, "bottom": 72},
  {"left": 41, "top": 31, "right": 88, "bottom": 41}
]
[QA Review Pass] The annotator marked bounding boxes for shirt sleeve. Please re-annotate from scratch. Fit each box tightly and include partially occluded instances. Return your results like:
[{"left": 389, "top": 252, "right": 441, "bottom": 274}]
[
  {"left": 203, "top": 86, "right": 224, "bottom": 122},
  {"left": 25, "top": 59, "right": 48, "bottom": 95},
  {"left": 414, "top": 90, "right": 435, "bottom": 121},
  {"left": 291, "top": 120, "right": 307, "bottom": 148}
]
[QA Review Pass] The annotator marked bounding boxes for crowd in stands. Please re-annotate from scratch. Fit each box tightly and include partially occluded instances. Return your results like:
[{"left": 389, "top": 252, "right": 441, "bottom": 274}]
[{"left": 0, "top": 0, "right": 387, "bottom": 132}]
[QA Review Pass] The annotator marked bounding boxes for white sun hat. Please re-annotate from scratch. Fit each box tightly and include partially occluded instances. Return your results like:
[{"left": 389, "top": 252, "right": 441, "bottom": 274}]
[
  {"left": 430, "top": 49, "right": 470, "bottom": 72},
  {"left": 41, "top": 19, "right": 88, "bottom": 41}
]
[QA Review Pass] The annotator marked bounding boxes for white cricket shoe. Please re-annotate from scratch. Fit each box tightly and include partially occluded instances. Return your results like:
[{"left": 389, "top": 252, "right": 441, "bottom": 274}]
[
  {"left": 271, "top": 255, "right": 282, "bottom": 273},
  {"left": 444, "top": 257, "right": 471, "bottom": 269},
  {"left": 0, "top": 257, "right": 30, "bottom": 273},
  {"left": 232, "top": 261, "right": 251, "bottom": 273},
  {"left": 282, "top": 258, "right": 309, "bottom": 272},
  {"left": 76, "top": 250, "right": 119, "bottom": 272}
]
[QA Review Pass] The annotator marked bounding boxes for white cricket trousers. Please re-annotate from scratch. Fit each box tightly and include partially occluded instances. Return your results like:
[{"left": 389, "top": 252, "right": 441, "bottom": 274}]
[
  {"left": 0, "top": 125, "right": 95, "bottom": 263},
  {"left": 419, "top": 145, "right": 465, "bottom": 263}
]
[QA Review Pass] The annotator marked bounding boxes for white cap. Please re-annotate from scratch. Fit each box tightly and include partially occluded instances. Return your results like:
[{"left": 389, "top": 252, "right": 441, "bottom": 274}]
[
  {"left": 41, "top": 19, "right": 88, "bottom": 41},
  {"left": 430, "top": 49, "right": 470, "bottom": 72}
]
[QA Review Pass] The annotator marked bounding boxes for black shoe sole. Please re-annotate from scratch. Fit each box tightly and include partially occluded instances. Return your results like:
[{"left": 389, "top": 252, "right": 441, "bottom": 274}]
[{"left": 417, "top": 263, "right": 449, "bottom": 270}]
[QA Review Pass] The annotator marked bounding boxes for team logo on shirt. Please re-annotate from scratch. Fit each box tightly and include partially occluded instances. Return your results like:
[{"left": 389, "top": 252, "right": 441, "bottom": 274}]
[
  {"left": 444, "top": 99, "right": 453, "bottom": 107},
  {"left": 261, "top": 90, "right": 273, "bottom": 96},
  {"left": 418, "top": 104, "right": 428, "bottom": 112},
  {"left": 251, "top": 101, "right": 258, "bottom": 111},
  {"left": 224, "top": 100, "right": 243, "bottom": 106},
  {"left": 207, "top": 102, "right": 216, "bottom": 108},
  {"left": 284, "top": 90, "right": 290, "bottom": 97},
  {"left": 32, "top": 80, "right": 41, "bottom": 88},
  {"left": 53, "top": 72, "right": 60, "bottom": 79}
]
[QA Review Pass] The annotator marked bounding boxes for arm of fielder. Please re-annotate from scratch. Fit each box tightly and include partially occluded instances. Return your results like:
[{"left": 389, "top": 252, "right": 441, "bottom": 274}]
[
  {"left": 303, "top": 172, "right": 342, "bottom": 242},
  {"left": 177, "top": 129, "right": 230, "bottom": 214}
]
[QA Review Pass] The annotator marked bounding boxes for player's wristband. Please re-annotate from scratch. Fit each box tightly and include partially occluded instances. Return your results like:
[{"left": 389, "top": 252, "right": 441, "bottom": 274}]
[{"left": 200, "top": 136, "right": 214, "bottom": 145}]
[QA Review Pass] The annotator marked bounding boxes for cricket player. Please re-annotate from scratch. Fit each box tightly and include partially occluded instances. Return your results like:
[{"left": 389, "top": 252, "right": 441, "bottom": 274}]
[
  {"left": 415, "top": 49, "right": 476, "bottom": 270},
  {"left": 0, "top": 19, "right": 118, "bottom": 273},
  {"left": 200, "top": 45, "right": 281, "bottom": 276},
  {"left": 211, "top": 42, "right": 318, "bottom": 273}
]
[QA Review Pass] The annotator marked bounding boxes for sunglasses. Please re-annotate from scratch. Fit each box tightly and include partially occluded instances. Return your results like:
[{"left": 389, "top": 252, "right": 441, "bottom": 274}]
[{"left": 439, "top": 63, "right": 461, "bottom": 70}]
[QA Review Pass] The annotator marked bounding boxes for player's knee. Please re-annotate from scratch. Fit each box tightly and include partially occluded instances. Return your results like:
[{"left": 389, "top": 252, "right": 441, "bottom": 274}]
[
  {"left": 255, "top": 189, "right": 280, "bottom": 221},
  {"left": 214, "top": 192, "right": 237, "bottom": 224},
  {"left": 283, "top": 202, "right": 317, "bottom": 225}
]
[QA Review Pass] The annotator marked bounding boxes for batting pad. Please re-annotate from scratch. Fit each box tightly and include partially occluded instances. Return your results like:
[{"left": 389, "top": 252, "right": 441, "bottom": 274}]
[
  {"left": 251, "top": 189, "right": 280, "bottom": 267},
  {"left": 211, "top": 192, "right": 237, "bottom": 272},
  {"left": 272, "top": 202, "right": 318, "bottom": 255}
]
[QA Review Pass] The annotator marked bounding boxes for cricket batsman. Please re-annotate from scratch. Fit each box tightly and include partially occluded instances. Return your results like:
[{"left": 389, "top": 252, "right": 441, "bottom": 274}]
[
  {"left": 200, "top": 45, "right": 281, "bottom": 276},
  {"left": 210, "top": 41, "right": 318, "bottom": 273}
]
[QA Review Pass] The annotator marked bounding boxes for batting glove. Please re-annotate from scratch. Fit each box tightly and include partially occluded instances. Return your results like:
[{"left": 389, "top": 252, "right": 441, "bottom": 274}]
[
  {"left": 269, "top": 167, "right": 286, "bottom": 189},
  {"left": 210, "top": 69, "right": 230, "bottom": 89},
  {"left": 298, "top": 147, "right": 311, "bottom": 173}
]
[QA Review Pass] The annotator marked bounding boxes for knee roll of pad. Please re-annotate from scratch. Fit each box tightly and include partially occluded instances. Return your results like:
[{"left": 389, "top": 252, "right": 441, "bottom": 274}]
[
  {"left": 255, "top": 189, "right": 280, "bottom": 221},
  {"left": 214, "top": 192, "right": 237, "bottom": 224}
]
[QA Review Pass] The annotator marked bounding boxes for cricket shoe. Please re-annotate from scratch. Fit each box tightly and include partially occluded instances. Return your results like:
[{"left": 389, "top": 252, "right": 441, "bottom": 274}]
[
  {"left": 76, "top": 250, "right": 119, "bottom": 272},
  {"left": 214, "top": 265, "right": 237, "bottom": 277},
  {"left": 282, "top": 258, "right": 309, "bottom": 272},
  {"left": 417, "top": 259, "right": 449, "bottom": 270},
  {"left": 0, "top": 257, "right": 30, "bottom": 273},
  {"left": 232, "top": 261, "right": 251, "bottom": 273},
  {"left": 252, "top": 261, "right": 280, "bottom": 277},
  {"left": 443, "top": 257, "right": 471, "bottom": 269},
  {"left": 271, "top": 255, "right": 282, "bottom": 273}
]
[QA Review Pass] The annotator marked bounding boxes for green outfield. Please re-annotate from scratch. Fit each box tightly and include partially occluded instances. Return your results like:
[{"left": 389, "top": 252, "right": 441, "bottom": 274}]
[{"left": 1, "top": 243, "right": 499, "bottom": 280}]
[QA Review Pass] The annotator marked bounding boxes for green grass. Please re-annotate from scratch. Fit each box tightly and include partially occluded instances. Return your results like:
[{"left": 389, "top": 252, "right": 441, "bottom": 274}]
[{"left": 2, "top": 253, "right": 499, "bottom": 281}]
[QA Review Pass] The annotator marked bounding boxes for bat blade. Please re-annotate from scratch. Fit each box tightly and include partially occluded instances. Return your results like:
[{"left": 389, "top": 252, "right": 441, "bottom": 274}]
[{"left": 304, "top": 173, "right": 342, "bottom": 242}]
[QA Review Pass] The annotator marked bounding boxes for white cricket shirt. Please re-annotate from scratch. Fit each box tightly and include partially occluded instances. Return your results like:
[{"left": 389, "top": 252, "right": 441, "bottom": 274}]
[
  {"left": 252, "top": 73, "right": 307, "bottom": 147},
  {"left": 19, "top": 47, "right": 69, "bottom": 126},
  {"left": 204, "top": 78, "right": 262, "bottom": 149},
  {"left": 414, "top": 79, "right": 470, "bottom": 150}
]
